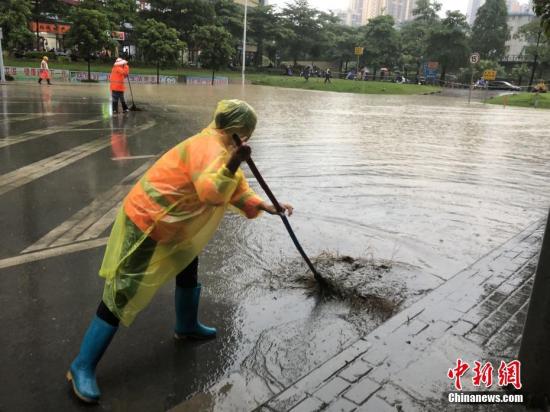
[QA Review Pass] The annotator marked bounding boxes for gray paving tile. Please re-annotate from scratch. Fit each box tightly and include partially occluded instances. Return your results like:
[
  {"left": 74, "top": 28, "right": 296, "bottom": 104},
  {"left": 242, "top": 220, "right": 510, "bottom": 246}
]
[
  {"left": 324, "top": 397, "right": 358, "bottom": 412},
  {"left": 313, "top": 377, "right": 351, "bottom": 404},
  {"left": 338, "top": 359, "right": 373, "bottom": 383},
  {"left": 343, "top": 377, "right": 380, "bottom": 405},
  {"left": 290, "top": 396, "right": 327, "bottom": 412}
]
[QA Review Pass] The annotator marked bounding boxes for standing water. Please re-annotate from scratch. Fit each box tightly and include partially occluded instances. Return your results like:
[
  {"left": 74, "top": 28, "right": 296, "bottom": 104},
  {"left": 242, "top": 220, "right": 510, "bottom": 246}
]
[{"left": 1, "top": 83, "right": 549, "bottom": 411}]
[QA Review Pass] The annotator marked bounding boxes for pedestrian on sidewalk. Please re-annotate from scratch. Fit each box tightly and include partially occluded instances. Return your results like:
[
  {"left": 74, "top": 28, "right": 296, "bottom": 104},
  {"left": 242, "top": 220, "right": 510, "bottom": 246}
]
[
  {"left": 38, "top": 56, "right": 51, "bottom": 85},
  {"left": 324, "top": 68, "right": 332, "bottom": 84},
  {"left": 110, "top": 58, "right": 130, "bottom": 115},
  {"left": 66, "top": 99, "right": 294, "bottom": 404}
]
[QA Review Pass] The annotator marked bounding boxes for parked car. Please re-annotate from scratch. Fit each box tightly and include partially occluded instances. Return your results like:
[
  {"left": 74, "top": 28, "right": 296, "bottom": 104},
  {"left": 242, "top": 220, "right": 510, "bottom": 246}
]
[{"left": 487, "top": 81, "right": 521, "bottom": 91}]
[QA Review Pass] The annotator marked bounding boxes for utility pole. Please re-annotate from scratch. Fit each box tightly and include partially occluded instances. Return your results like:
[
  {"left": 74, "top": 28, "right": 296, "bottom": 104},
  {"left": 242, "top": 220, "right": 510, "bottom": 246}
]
[
  {"left": 241, "top": 0, "right": 248, "bottom": 86},
  {"left": 0, "top": 28, "right": 6, "bottom": 83},
  {"left": 528, "top": 26, "right": 543, "bottom": 88},
  {"left": 518, "top": 208, "right": 550, "bottom": 409}
]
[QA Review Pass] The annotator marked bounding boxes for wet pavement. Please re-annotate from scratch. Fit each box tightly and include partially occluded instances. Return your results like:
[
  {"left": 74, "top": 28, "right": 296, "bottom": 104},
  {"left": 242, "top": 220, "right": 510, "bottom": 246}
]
[
  {"left": 1, "top": 82, "right": 550, "bottom": 412},
  {"left": 260, "top": 218, "right": 544, "bottom": 412}
]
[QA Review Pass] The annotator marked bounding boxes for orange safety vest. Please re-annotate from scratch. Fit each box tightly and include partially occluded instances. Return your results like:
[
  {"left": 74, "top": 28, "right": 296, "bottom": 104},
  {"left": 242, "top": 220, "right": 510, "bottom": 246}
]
[{"left": 110, "top": 65, "right": 129, "bottom": 92}]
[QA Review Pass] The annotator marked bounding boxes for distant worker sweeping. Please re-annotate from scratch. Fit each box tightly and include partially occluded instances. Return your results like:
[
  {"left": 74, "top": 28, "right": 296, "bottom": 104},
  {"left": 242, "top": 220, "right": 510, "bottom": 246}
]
[
  {"left": 38, "top": 56, "right": 51, "bottom": 85},
  {"left": 66, "top": 99, "right": 293, "bottom": 403},
  {"left": 110, "top": 58, "right": 130, "bottom": 114}
]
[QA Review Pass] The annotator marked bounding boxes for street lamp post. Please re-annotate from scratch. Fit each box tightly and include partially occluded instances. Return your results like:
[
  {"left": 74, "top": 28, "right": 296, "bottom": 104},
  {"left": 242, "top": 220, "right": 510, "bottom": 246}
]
[{"left": 241, "top": 0, "right": 248, "bottom": 86}]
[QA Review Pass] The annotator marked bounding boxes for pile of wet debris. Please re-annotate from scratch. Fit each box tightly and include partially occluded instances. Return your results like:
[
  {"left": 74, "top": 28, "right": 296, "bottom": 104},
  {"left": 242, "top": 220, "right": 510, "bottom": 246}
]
[{"left": 292, "top": 253, "right": 408, "bottom": 317}]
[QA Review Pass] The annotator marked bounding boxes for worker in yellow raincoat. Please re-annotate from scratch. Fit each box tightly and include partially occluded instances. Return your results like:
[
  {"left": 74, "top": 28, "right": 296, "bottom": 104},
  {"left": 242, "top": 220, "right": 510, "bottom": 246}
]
[{"left": 67, "top": 100, "right": 293, "bottom": 403}]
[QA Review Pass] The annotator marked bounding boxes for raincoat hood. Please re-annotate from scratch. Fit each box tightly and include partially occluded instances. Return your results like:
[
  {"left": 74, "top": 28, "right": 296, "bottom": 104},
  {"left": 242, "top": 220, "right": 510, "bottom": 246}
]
[
  {"left": 114, "top": 58, "right": 128, "bottom": 66},
  {"left": 210, "top": 100, "right": 257, "bottom": 138}
]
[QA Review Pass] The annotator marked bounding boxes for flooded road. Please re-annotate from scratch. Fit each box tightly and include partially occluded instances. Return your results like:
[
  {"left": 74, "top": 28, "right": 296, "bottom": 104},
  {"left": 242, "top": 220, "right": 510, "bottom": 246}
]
[{"left": 1, "top": 83, "right": 549, "bottom": 411}]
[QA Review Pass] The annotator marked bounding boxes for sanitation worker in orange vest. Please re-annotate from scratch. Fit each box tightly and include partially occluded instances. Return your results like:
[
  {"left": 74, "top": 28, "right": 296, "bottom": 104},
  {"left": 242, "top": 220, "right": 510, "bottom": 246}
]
[
  {"left": 38, "top": 56, "right": 51, "bottom": 85},
  {"left": 66, "top": 99, "right": 294, "bottom": 403},
  {"left": 110, "top": 58, "right": 130, "bottom": 114}
]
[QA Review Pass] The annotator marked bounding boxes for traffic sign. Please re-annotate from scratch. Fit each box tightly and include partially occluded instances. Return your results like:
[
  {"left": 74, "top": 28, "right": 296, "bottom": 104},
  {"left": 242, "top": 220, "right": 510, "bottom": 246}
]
[
  {"left": 483, "top": 69, "right": 497, "bottom": 81},
  {"left": 470, "top": 52, "right": 480, "bottom": 64},
  {"left": 354, "top": 47, "right": 364, "bottom": 56}
]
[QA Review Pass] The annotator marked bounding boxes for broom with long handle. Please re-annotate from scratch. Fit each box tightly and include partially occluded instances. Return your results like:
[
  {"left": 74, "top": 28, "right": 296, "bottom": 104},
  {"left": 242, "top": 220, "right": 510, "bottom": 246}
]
[
  {"left": 232, "top": 134, "right": 325, "bottom": 286},
  {"left": 127, "top": 77, "right": 142, "bottom": 111}
]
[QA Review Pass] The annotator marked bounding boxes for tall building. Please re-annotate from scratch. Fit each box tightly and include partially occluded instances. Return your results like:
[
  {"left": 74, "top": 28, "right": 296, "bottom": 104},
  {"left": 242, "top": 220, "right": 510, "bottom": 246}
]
[
  {"left": 340, "top": 0, "right": 364, "bottom": 26},
  {"left": 506, "top": 13, "right": 536, "bottom": 57},
  {"left": 467, "top": 0, "right": 485, "bottom": 25},
  {"left": 360, "top": 0, "right": 416, "bottom": 25},
  {"left": 237, "top": 0, "right": 264, "bottom": 6},
  {"left": 507, "top": 0, "right": 522, "bottom": 13},
  {"left": 386, "top": 0, "right": 416, "bottom": 22}
]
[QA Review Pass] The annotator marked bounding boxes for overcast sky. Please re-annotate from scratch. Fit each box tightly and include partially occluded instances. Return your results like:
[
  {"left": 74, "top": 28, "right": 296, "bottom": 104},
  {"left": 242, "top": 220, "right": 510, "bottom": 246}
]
[{"left": 266, "top": 0, "right": 468, "bottom": 15}]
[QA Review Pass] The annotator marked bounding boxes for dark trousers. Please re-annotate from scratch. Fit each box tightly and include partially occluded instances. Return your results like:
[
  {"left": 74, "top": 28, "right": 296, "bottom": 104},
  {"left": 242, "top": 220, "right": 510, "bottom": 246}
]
[
  {"left": 97, "top": 256, "right": 199, "bottom": 327},
  {"left": 112, "top": 91, "right": 128, "bottom": 113}
]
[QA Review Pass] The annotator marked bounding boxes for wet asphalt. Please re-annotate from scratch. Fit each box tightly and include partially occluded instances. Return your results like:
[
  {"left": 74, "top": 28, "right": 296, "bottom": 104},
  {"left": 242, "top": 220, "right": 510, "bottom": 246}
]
[{"left": 1, "top": 82, "right": 550, "bottom": 412}]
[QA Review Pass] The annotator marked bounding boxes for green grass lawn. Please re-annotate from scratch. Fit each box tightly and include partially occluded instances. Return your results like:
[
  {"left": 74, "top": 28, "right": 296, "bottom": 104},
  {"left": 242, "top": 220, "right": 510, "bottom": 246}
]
[
  {"left": 5, "top": 57, "right": 440, "bottom": 95},
  {"left": 250, "top": 75, "right": 441, "bottom": 95},
  {"left": 488, "top": 92, "right": 550, "bottom": 109}
]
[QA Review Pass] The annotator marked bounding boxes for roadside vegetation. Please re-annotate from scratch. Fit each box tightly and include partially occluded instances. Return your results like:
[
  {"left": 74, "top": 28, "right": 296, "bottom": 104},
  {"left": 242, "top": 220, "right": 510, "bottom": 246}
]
[
  {"left": 250, "top": 75, "right": 440, "bottom": 95},
  {"left": 488, "top": 93, "right": 550, "bottom": 109}
]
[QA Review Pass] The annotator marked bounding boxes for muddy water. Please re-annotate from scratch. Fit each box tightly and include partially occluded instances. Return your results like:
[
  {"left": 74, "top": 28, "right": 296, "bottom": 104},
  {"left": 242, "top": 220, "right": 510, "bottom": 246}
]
[
  {"left": 149, "top": 84, "right": 548, "bottom": 411},
  {"left": 7, "top": 83, "right": 550, "bottom": 410}
]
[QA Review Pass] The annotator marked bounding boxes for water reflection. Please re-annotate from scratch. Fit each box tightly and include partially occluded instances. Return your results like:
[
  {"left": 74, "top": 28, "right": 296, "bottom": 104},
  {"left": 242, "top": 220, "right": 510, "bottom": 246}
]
[{"left": 110, "top": 114, "right": 129, "bottom": 160}]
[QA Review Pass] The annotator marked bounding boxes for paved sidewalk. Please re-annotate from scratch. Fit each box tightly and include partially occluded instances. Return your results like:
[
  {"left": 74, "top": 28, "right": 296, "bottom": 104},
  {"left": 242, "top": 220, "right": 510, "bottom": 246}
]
[{"left": 258, "top": 219, "right": 545, "bottom": 412}]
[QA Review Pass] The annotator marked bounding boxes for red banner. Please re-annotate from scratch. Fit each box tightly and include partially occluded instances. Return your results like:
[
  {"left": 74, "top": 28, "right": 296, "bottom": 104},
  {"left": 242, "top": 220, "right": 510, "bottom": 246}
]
[{"left": 29, "top": 22, "right": 71, "bottom": 35}]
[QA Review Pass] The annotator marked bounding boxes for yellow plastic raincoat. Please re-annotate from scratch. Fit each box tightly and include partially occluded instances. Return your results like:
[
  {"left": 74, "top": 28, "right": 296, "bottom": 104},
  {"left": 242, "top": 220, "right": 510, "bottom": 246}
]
[{"left": 99, "top": 100, "right": 263, "bottom": 326}]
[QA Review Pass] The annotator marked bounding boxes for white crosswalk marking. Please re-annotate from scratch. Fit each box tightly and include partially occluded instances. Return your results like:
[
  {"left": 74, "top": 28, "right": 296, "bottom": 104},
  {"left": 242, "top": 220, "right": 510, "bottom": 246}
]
[
  {"left": 0, "top": 119, "right": 100, "bottom": 148},
  {"left": 0, "top": 120, "right": 155, "bottom": 196},
  {"left": 0, "top": 237, "right": 110, "bottom": 270},
  {"left": 0, "top": 113, "right": 56, "bottom": 125},
  {"left": 23, "top": 161, "right": 152, "bottom": 253}
]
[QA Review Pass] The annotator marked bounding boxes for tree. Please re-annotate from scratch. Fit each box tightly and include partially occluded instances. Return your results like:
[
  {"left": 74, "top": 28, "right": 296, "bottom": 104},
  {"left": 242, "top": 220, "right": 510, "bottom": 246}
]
[
  {"left": 65, "top": 8, "right": 116, "bottom": 80},
  {"left": 412, "top": 0, "right": 442, "bottom": 22},
  {"left": 0, "top": 0, "right": 33, "bottom": 50},
  {"left": 400, "top": 0, "right": 442, "bottom": 76},
  {"left": 31, "top": 0, "right": 69, "bottom": 49},
  {"left": 147, "top": 0, "right": 214, "bottom": 50},
  {"left": 312, "top": 11, "right": 342, "bottom": 62},
  {"left": 192, "top": 25, "right": 235, "bottom": 85},
  {"left": 533, "top": 0, "right": 550, "bottom": 35},
  {"left": 517, "top": 18, "right": 550, "bottom": 81},
  {"left": 511, "top": 63, "right": 531, "bottom": 85},
  {"left": 280, "top": 0, "right": 319, "bottom": 65},
  {"left": 248, "top": 4, "right": 284, "bottom": 66},
  {"left": 105, "top": 0, "right": 138, "bottom": 28},
  {"left": 425, "top": 11, "right": 470, "bottom": 83},
  {"left": 136, "top": 18, "right": 183, "bottom": 84},
  {"left": 327, "top": 25, "right": 359, "bottom": 73},
  {"left": 360, "top": 15, "right": 400, "bottom": 79},
  {"left": 213, "top": 0, "right": 243, "bottom": 40},
  {"left": 471, "top": 0, "right": 510, "bottom": 60}
]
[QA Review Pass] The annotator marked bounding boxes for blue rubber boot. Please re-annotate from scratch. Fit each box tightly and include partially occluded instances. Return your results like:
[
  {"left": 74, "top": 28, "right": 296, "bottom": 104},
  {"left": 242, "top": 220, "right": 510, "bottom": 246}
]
[
  {"left": 174, "top": 284, "right": 217, "bottom": 340},
  {"left": 66, "top": 316, "right": 118, "bottom": 403}
]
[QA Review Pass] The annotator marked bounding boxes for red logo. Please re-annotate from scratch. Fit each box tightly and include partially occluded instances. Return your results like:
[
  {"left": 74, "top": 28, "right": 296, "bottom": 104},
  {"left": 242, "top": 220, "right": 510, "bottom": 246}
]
[{"left": 448, "top": 359, "right": 521, "bottom": 390}]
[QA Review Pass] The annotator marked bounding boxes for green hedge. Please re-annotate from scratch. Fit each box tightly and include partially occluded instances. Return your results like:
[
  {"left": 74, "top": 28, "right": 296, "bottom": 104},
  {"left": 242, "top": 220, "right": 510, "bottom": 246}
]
[{"left": 24, "top": 51, "right": 56, "bottom": 60}]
